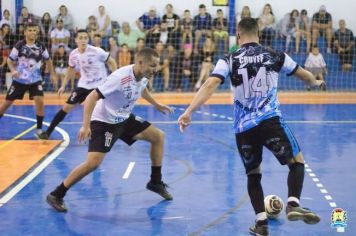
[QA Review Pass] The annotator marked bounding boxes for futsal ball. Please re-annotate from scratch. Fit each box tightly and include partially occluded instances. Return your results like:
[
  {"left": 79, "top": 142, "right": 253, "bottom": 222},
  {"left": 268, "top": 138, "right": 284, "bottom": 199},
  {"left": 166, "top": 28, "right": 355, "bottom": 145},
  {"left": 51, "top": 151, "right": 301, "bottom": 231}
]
[{"left": 264, "top": 195, "right": 284, "bottom": 219}]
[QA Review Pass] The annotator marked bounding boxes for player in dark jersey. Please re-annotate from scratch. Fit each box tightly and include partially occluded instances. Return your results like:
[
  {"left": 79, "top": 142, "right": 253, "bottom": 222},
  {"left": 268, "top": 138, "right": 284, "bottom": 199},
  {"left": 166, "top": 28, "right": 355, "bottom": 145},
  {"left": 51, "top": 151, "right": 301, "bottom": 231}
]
[
  {"left": 0, "top": 23, "right": 55, "bottom": 134},
  {"left": 178, "top": 18, "right": 322, "bottom": 236}
]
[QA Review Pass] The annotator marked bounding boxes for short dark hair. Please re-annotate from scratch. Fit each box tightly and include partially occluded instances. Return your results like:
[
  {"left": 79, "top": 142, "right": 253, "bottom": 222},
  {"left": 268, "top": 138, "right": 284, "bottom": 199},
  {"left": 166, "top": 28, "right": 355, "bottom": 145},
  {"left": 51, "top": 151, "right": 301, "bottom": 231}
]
[
  {"left": 75, "top": 29, "right": 88, "bottom": 38},
  {"left": 237, "top": 18, "right": 259, "bottom": 36},
  {"left": 199, "top": 4, "right": 206, "bottom": 9},
  {"left": 301, "top": 9, "right": 307, "bottom": 15},
  {"left": 24, "top": 23, "right": 38, "bottom": 30},
  {"left": 136, "top": 47, "right": 159, "bottom": 61}
]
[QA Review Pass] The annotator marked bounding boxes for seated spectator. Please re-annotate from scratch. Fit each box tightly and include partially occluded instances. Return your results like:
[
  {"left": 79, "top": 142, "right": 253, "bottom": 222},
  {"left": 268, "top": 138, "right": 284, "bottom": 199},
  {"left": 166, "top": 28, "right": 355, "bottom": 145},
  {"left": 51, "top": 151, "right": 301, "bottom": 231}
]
[
  {"left": 305, "top": 46, "right": 327, "bottom": 90},
  {"left": 87, "top": 15, "right": 99, "bottom": 42},
  {"left": 180, "top": 10, "right": 193, "bottom": 50},
  {"left": 195, "top": 36, "right": 215, "bottom": 90},
  {"left": 17, "top": 6, "right": 37, "bottom": 25},
  {"left": 154, "top": 41, "right": 170, "bottom": 91},
  {"left": 136, "top": 6, "right": 161, "bottom": 48},
  {"left": 174, "top": 44, "right": 196, "bottom": 92},
  {"left": 55, "top": 5, "right": 73, "bottom": 31},
  {"left": 193, "top": 4, "right": 212, "bottom": 54},
  {"left": 92, "top": 33, "right": 104, "bottom": 49},
  {"left": 135, "top": 37, "right": 145, "bottom": 54},
  {"left": 312, "top": 5, "right": 332, "bottom": 53},
  {"left": 96, "top": 5, "right": 112, "bottom": 37},
  {"left": 280, "top": 9, "right": 299, "bottom": 53},
  {"left": 52, "top": 45, "right": 68, "bottom": 91},
  {"left": 118, "top": 22, "right": 145, "bottom": 51},
  {"left": 296, "top": 9, "right": 311, "bottom": 53},
  {"left": 162, "top": 3, "right": 180, "bottom": 49},
  {"left": 39, "top": 12, "right": 53, "bottom": 49},
  {"left": 108, "top": 36, "right": 119, "bottom": 62},
  {"left": 212, "top": 9, "right": 229, "bottom": 53},
  {"left": 0, "top": 24, "right": 14, "bottom": 51},
  {"left": 0, "top": 9, "right": 15, "bottom": 33},
  {"left": 50, "top": 18, "right": 71, "bottom": 53},
  {"left": 334, "top": 19, "right": 354, "bottom": 71},
  {"left": 0, "top": 42, "right": 7, "bottom": 91},
  {"left": 118, "top": 44, "right": 132, "bottom": 68},
  {"left": 258, "top": 4, "right": 275, "bottom": 48}
]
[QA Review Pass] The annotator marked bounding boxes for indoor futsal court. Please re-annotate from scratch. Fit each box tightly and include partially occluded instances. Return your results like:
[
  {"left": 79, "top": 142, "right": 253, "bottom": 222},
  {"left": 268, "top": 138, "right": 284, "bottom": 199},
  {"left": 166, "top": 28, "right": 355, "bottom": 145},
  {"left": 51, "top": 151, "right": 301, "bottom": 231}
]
[{"left": 0, "top": 93, "right": 355, "bottom": 235}]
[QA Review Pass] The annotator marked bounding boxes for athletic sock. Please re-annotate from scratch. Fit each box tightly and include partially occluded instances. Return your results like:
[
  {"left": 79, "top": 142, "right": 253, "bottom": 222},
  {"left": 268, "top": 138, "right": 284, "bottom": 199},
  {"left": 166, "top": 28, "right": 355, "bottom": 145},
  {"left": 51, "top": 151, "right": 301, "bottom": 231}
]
[
  {"left": 150, "top": 166, "right": 162, "bottom": 183},
  {"left": 51, "top": 182, "right": 68, "bottom": 199},
  {"left": 247, "top": 173, "right": 265, "bottom": 215},
  {"left": 46, "top": 109, "right": 67, "bottom": 136},
  {"left": 287, "top": 162, "right": 305, "bottom": 205},
  {"left": 0, "top": 114, "right": 3, "bottom": 119},
  {"left": 36, "top": 115, "right": 44, "bottom": 129}
]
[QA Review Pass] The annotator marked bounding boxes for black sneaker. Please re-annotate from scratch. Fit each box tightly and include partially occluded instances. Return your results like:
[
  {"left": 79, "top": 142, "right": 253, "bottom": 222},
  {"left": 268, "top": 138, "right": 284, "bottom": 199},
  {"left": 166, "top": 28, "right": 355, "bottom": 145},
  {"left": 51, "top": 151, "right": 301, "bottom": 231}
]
[
  {"left": 146, "top": 181, "right": 173, "bottom": 200},
  {"left": 286, "top": 205, "right": 320, "bottom": 224},
  {"left": 46, "top": 194, "right": 67, "bottom": 212},
  {"left": 35, "top": 131, "right": 49, "bottom": 140},
  {"left": 249, "top": 219, "right": 269, "bottom": 236}
]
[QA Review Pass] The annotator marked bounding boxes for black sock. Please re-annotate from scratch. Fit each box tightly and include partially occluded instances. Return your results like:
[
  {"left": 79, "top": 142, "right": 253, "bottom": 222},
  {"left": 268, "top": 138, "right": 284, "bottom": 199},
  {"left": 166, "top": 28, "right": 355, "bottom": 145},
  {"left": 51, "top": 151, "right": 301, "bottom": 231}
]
[
  {"left": 0, "top": 114, "right": 3, "bottom": 119},
  {"left": 46, "top": 109, "right": 67, "bottom": 136},
  {"left": 51, "top": 182, "right": 69, "bottom": 199},
  {"left": 36, "top": 115, "right": 44, "bottom": 129},
  {"left": 150, "top": 166, "right": 162, "bottom": 183},
  {"left": 288, "top": 163, "right": 305, "bottom": 204},
  {"left": 247, "top": 173, "right": 265, "bottom": 214}
]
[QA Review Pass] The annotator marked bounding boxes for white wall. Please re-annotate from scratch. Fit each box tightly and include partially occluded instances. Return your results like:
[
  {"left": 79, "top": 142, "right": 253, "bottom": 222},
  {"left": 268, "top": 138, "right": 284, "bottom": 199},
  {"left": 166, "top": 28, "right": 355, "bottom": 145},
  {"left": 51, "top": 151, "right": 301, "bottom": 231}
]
[{"left": 2, "top": 0, "right": 355, "bottom": 32}]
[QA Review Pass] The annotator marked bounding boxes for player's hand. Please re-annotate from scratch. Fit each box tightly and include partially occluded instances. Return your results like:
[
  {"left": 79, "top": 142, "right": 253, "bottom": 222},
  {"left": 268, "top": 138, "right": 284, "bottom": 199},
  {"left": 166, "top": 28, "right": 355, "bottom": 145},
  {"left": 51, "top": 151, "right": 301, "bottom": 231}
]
[
  {"left": 57, "top": 86, "right": 65, "bottom": 96},
  {"left": 78, "top": 126, "right": 91, "bottom": 143},
  {"left": 178, "top": 112, "right": 192, "bottom": 133},
  {"left": 11, "top": 70, "right": 20, "bottom": 78},
  {"left": 156, "top": 104, "right": 174, "bottom": 114}
]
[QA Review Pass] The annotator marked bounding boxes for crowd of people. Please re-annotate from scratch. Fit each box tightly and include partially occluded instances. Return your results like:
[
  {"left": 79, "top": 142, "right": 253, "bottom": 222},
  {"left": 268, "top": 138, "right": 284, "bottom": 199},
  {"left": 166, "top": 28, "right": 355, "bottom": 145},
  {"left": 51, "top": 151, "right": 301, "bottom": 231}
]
[{"left": 0, "top": 4, "right": 355, "bottom": 92}]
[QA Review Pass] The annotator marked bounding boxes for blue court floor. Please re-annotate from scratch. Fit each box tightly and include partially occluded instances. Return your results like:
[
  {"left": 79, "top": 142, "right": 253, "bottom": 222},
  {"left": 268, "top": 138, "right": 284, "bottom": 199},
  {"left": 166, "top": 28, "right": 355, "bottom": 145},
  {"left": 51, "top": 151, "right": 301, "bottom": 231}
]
[{"left": 0, "top": 104, "right": 355, "bottom": 236}]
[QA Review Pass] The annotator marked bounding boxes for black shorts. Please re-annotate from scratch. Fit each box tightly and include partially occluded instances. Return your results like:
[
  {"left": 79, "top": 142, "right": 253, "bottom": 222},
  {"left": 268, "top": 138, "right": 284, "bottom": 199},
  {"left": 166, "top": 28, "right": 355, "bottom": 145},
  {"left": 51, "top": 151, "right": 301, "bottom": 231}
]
[
  {"left": 66, "top": 87, "right": 93, "bottom": 104},
  {"left": 235, "top": 116, "right": 301, "bottom": 174},
  {"left": 6, "top": 80, "right": 43, "bottom": 101},
  {"left": 88, "top": 114, "right": 151, "bottom": 153}
]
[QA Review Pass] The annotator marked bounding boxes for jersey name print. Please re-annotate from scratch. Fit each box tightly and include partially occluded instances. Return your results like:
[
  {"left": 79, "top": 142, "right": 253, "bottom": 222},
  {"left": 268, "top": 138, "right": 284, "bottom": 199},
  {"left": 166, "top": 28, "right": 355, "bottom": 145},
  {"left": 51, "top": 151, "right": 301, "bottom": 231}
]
[{"left": 211, "top": 42, "right": 299, "bottom": 133}]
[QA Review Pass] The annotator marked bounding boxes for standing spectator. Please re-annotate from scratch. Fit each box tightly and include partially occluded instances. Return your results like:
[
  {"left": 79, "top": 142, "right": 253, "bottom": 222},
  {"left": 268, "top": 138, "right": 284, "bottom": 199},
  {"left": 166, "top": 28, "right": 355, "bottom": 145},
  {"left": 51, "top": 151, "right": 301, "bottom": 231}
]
[
  {"left": 296, "top": 9, "right": 311, "bottom": 53},
  {"left": 55, "top": 5, "right": 73, "bottom": 31},
  {"left": 96, "top": 5, "right": 112, "bottom": 37},
  {"left": 212, "top": 9, "right": 229, "bottom": 53},
  {"left": 39, "top": 12, "right": 53, "bottom": 49},
  {"left": 50, "top": 18, "right": 71, "bottom": 53},
  {"left": 52, "top": 45, "right": 68, "bottom": 91},
  {"left": 258, "top": 4, "right": 275, "bottom": 48},
  {"left": 305, "top": 46, "right": 327, "bottom": 90},
  {"left": 0, "top": 23, "right": 55, "bottom": 134},
  {"left": 312, "top": 5, "right": 332, "bottom": 53},
  {"left": 136, "top": 6, "right": 161, "bottom": 48},
  {"left": 17, "top": 6, "right": 37, "bottom": 26},
  {"left": 280, "top": 9, "right": 299, "bottom": 53},
  {"left": 162, "top": 4, "right": 180, "bottom": 50},
  {"left": 334, "top": 19, "right": 354, "bottom": 71},
  {"left": 118, "top": 22, "right": 145, "bottom": 51},
  {"left": 0, "top": 9, "right": 15, "bottom": 33},
  {"left": 193, "top": 4, "right": 212, "bottom": 54}
]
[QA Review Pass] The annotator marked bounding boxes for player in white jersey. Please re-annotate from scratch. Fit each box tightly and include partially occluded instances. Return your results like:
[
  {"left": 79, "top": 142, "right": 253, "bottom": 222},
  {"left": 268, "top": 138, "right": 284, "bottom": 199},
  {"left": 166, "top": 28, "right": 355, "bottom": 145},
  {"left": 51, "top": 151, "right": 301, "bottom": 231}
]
[
  {"left": 178, "top": 18, "right": 322, "bottom": 235},
  {"left": 36, "top": 29, "right": 117, "bottom": 140},
  {"left": 46, "top": 48, "right": 174, "bottom": 212},
  {"left": 0, "top": 23, "right": 55, "bottom": 134}
]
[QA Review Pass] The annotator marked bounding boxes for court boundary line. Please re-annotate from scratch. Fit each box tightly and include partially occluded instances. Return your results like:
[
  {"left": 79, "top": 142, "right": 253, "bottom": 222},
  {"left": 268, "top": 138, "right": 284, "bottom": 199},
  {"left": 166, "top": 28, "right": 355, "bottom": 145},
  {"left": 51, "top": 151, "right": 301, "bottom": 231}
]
[
  {"left": 0, "top": 124, "right": 37, "bottom": 150},
  {"left": 0, "top": 114, "right": 70, "bottom": 207}
]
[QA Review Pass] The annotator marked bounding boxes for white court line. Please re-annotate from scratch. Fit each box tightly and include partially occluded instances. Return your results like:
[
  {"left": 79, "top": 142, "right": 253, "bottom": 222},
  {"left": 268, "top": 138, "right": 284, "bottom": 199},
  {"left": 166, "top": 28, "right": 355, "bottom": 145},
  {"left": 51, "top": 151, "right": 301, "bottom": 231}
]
[
  {"left": 0, "top": 114, "right": 70, "bottom": 207},
  {"left": 122, "top": 162, "right": 135, "bottom": 179}
]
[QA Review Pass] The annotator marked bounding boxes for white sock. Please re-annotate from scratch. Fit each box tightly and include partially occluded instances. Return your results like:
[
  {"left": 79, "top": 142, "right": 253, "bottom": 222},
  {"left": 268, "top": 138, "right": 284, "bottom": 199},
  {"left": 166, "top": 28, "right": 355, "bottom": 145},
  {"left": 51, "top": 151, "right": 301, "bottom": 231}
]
[
  {"left": 288, "top": 196, "right": 300, "bottom": 205},
  {"left": 256, "top": 212, "right": 267, "bottom": 221}
]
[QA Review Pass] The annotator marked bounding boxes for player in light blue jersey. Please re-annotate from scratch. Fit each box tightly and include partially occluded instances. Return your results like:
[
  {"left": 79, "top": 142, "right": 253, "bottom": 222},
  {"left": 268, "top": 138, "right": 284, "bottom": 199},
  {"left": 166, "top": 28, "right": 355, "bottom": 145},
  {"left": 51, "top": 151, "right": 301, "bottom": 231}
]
[{"left": 178, "top": 18, "right": 323, "bottom": 236}]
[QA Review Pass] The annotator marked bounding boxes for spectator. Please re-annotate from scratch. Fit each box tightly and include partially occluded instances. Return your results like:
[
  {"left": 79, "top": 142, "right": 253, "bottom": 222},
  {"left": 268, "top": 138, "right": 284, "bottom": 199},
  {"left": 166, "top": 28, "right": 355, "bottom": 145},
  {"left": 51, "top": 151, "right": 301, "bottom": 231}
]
[
  {"left": 17, "top": 6, "right": 37, "bottom": 26},
  {"left": 136, "top": 6, "right": 161, "bottom": 48},
  {"left": 50, "top": 18, "right": 71, "bottom": 53},
  {"left": 180, "top": 10, "right": 193, "bottom": 50},
  {"left": 0, "top": 24, "right": 14, "bottom": 51},
  {"left": 195, "top": 36, "right": 215, "bottom": 90},
  {"left": 312, "top": 5, "right": 332, "bottom": 53},
  {"left": 118, "top": 22, "right": 145, "bottom": 51},
  {"left": 52, "top": 45, "right": 69, "bottom": 91},
  {"left": 212, "top": 9, "right": 229, "bottom": 53},
  {"left": 55, "top": 5, "right": 73, "bottom": 31},
  {"left": 118, "top": 43, "right": 132, "bottom": 68},
  {"left": 92, "top": 33, "right": 103, "bottom": 49},
  {"left": 108, "top": 36, "right": 119, "bottom": 62},
  {"left": 0, "top": 9, "right": 15, "bottom": 33},
  {"left": 193, "top": 4, "right": 212, "bottom": 54},
  {"left": 96, "top": 5, "right": 112, "bottom": 37},
  {"left": 258, "top": 4, "right": 275, "bottom": 48},
  {"left": 296, "top": 9, "right": 311, "bottom": 53},
  {"left": 154, "top": 41, "right": 170, "bottom": 91},
  {"left": 305, "top": 46, "right": 327, "bottom": 91},
  {"left": 39, "top": 12, "right": 53, "bottom": 49},
  {"left": 174, "top": 44, "right": 196, "bottom": 92},
  {"left": 135, "top": 37, "right": 145, "bottom": 54},
  {"left": 334, "top": 19, "right": 354, "bottom": 71},
  {"left": 86, "top": 15, "right": 99, "bottom": 42},
  {"left": 162, "top": 3, "right": 180, "bottom": 50},
  {"left": 280, "top": 9, "right": 299, "bottom": 53}
]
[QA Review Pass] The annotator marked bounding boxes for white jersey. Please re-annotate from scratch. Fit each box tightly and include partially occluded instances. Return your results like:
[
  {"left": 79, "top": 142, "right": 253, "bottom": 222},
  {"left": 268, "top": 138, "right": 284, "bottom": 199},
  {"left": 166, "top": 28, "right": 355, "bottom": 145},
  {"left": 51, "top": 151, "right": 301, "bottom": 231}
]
[
  {"left": 92, "top": 65, "right": 149, "bottom": 124},
  {"left": 69, "top": 45, "right": 109, "bottom": 89}
]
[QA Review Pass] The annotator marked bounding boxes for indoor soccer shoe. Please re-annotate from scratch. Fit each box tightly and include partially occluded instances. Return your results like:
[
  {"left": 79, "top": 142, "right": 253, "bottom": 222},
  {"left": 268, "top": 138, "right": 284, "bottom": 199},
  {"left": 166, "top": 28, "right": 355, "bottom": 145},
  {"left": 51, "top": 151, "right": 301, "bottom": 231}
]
[
  {"left": 35, "top": 131, "right": 49, "bottom": 140},
  {"left": 46, "top": 194, "right": 67, "bottom": 212},
  {"left": 249, "top": 219, "right": 269, "bottom": 236},
  {"left": 286, "top": 205, "right": 320, "bottom": 224},
  {"left": 146, "top": 181, "right": 173, "bottom": 200}
]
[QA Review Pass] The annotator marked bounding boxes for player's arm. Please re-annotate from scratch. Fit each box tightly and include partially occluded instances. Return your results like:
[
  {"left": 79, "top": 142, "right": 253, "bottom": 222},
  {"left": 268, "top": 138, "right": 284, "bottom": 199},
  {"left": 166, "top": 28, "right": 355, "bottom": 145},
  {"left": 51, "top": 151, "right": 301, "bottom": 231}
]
[
  {"left": 58, "top": 66, "right": 76, "bottom": 95},
  {"left": 293, "top": 67, "right": 323, "bottom": 87},
  {"left": 106, "top": 56, "right": 117, "bottom": 73},
  {"left": 6, "top": 58, "right": 19, "bottom": 78},
  {"left": 45, "top": 58, "right": 56, "bottom": 80},
  {"left": 78, "top": 90, "right": 101, "bottom": 142},
  {"left": 141, "top": 87, "right": 173, "bottom": 114}
]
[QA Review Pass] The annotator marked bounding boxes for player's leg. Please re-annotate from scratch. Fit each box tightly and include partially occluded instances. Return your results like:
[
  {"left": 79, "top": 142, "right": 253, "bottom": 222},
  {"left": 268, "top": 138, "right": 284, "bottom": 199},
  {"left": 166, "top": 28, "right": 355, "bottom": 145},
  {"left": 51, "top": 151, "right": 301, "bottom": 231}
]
[
  {"left": 262, "top": 116, "right": 320, "bottom": 224},
  {"left": 235, "top": 129, "right": 268, "bottom": 236},
  {"left": 0, "top": 80, "right": 27, "bottom": 119},
  {"left": 0, "top": 100, "right": 14, "bottom": 119},
  {"left": 30, "top": 82, "right": 45, "bottom": 133}
]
